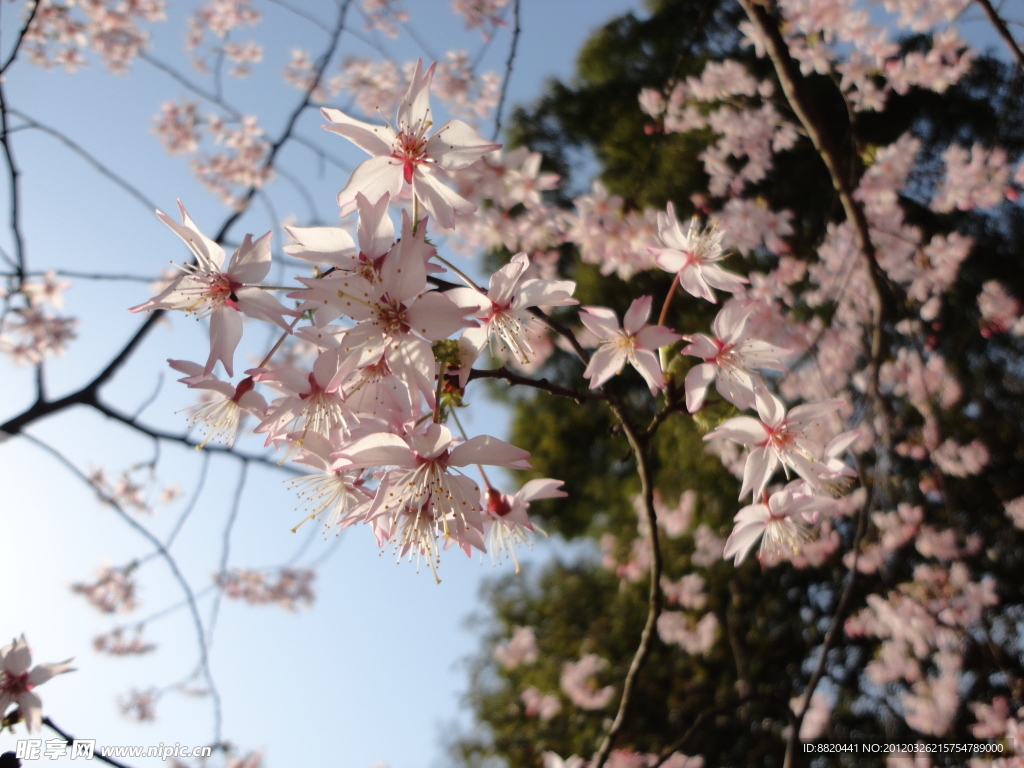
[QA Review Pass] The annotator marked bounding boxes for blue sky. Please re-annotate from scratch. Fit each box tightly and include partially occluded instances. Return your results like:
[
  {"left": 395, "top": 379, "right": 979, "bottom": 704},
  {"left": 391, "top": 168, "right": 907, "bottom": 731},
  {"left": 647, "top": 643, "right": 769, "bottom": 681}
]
[{"left": 0, "top": 1, "right": 643, "bottom": 767}]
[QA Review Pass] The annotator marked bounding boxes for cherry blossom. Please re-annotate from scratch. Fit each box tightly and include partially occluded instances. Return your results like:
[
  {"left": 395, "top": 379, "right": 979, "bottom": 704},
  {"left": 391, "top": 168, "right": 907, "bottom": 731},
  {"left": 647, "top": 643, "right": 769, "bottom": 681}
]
[
  {"left": 0, "top": 635, "right": 74, "bottom": 732},
  {"left": 449, "top": 252, "right": 577, "bottom": 382},
  {"left": 131, "top": 203, "right": 292, "bottom": 376},
  {"left": 70, "top": 563, "right": 138, "bottom": 614},
  {"left": 521, "top": 686, "right": 562, "bottom": 721},
  {"left": 322, "top": 59, "right": 500, "bottom": 228},
  {"left": 705, "top": 384, "right": 843, "bottom": 500},
  {"left": 580, "top": 296, "right": 680, "bottom": 394},
  {"left": 483, "top": 478, "right": 565, "bottom": 570},
  {"left": 682, "top": 300, "right": 789, "bottom": 411},
  {"left": 333, "top": 423, "right": 530, "bottom": 579},
  {"left": 560, "top": 654, "right": 615, "bottom": 710},
  {"left": 168, "top": 360, "right": 268, "bottom": 448},
  {"left": 494, "top": 626, "right": 539, "bottom": 669},
  {"left": 651, "top": 203, "right": 745, "bottom": 303},
  {"left": 656, "top": 612, "right": 719, "bottom": 654},
  {"left": 722, "top": 488, "right": 836, "bottom": 565}
]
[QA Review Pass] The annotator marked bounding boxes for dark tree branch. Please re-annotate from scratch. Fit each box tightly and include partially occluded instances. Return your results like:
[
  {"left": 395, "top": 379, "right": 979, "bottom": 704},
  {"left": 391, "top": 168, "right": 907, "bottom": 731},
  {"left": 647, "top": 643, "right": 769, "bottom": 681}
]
[
  {"left": 490, "top": 0, "right": 521, "bottom": 142},
  {"left": 0, "top": 75, "right": 28, "bottom": 281},
  {"left": 0, "top": 0, "right": 40, "bottom": 75},
  {"left": 206, "top": 462, "right": 249, "bottom": 644},
  {"left": 592, "top": 401, "right": 663, "bottom": 768},
  {"left": 468, "top": 366, "right": 604, "bottom": 402},
  {"left": 42, "top": 718, "right": 136, "bottom": 768},
  {"left": 736, "top": 0, "right": 897, "bottom": 402},
  {"left": 0, "top": 5, "right": 351, "bottom": 441},
  {"left": 975, "top": 0, "right": 1024, "bottom": 68},
  {"left": 139, "top": 52, "right": 244, "bottom": 120}
]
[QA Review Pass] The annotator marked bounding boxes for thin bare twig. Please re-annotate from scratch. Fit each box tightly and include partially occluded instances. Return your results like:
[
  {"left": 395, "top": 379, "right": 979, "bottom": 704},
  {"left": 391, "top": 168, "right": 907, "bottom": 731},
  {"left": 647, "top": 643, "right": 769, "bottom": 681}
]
[
  {"left": 0, "top": 0, "right": 40, "bottom": 75},
  {"left": 9, "top": 109, "right": 161, "bottom": 214},
  {"left": 23, "top": 434, "right": 223, "bottom": 743},
  {"left": 975, "top": 0, "right": 1024, "bottom": 68},
  {"left": 592, "top": 401, "right": 663, "bottom": 768},
  {"left": 491, "top": 0, "right": 521, "bottom": 142}
]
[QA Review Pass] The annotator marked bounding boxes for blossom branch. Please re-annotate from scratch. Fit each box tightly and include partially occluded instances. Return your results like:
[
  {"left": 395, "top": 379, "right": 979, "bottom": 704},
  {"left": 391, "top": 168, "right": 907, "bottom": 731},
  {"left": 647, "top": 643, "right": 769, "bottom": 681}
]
[
  {"left": 592, "top": 402, "right": 663, "bottom": 768},
  {"left": 736, "top": 0, "right": 897, "bottom": 399},
  {"left": 468, "top": 367, "right": 604, "bottom": 403},
  {"left": 0, "top": 68, "right": 27, "bottom": 281}
]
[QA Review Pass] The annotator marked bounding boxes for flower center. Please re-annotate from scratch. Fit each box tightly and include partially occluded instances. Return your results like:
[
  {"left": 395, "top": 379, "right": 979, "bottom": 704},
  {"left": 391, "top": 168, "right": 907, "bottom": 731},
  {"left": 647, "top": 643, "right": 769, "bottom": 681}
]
[
  {"left": 391, "top": 131, "right": 429, "bottom": 184},
  {"left": 0, "top": 671, "right": 32, "bottom": 696}
]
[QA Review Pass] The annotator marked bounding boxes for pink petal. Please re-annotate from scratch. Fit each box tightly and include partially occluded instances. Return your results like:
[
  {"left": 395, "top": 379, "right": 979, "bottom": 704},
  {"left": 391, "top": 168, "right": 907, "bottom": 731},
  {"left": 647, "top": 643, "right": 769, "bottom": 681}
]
[
  {"left": 406, "top": 291, "right": 473, "bottom": 341},
  {"left": 450, "top": 435, "right": 532, "bottom": 469},
  {"left": 622, "top": 295, "right": 653, "bottom": 334},
  {"left": 356, "top": 192, "right": 395, "bottom": 259},
  {"left": 515, "top": 278, "right": 577, "bottom": 309},
  {"left": 157, "top": 202, "right": 226, "bottom": 271},
  {"left": 234, "top": 287, "right": 294, "bottom": 331},
  {"left": 395, "top": 59, "right": 434, "bottom": 136},
  {"left": 426, "top": 119, "right": 502, "bottom": 169},
  {"left": 489, "top": 253, "right": 530, "bottom": 307},
  {"left": 334, "top": 431, "right": 414, "bottom": 468},
  {"left": 27, "top": 659, "right": 74, "bottom": 686},
  {"left": 413, "top": 166, "right": 476, "bottom": 230},
  {"left": 685, "top": 363, "right": 717, "bottom": 412},
  {"left": 583, "top": 344, "right": 627, "bottom": 389},
  {"left": 723, "top": 520, "right": 766, "bottom": 564},
  {"left": 635, "top": 325, "right": 680, "bottom": 350},
  {"left": 516, "top": 478, "right": 567, "bottom": 503},
  {"left": 321, "top": 107, "right": 394, "bottom": 157},
  {"left": 739, "top": 446, "right": 777, "bottom": 500},
  {"left": 631, "top": 347, "right": 665, "bottom": 394},
  {"left": 712, "top": 301, "right": 753, "bottom": 343},
  {"left": 227, "top": 231, "right": 272, "bottom": 284},
  {"left": 207, "top": 308, "right": 243, "bottom": 377},
  {"left": 705, "top": 416, "right": 767, "bottom": 444},
  {"left": 681, "top": 334, "right": 719, "bottom": 360},
  {"left": 578, "top": 306, "right": 620, "bottom": 341},
  {"left": 380, "top": 243, "right": 427, "bottom": 305},
  {"left": 336, "top": 156, "right": 404, "bottom": 213},
  {"left": 283, "top": 226, "right": 357, "bottom": 269}
]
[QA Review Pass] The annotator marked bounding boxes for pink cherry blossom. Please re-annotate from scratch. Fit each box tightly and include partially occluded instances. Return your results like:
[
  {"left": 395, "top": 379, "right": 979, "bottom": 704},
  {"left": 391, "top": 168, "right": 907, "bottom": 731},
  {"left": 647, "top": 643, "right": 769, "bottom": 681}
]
[
  {"left": 483, "top": 478, "right": 565, "bottom": 570},
  {"left": 322, "top": 59, "right": 500, "bottom": 228},
  {"left": 0, "top": 635, "right": 74, "bottom": 733},
  {"left": 722, "top": 488, "right": 836, "bottom": 564},
  {"left": 333, "top": 423, "right": 530, "bottom": 579},
  {"left": 705, "top": 384, "right": 843, "bottom": 499},
  {"left": 168, "top": 360, "right": 268, "bottom": 448},
  {"left": 521, "top": 686, "right": 562, "bottom": 721},
  {"left": 560, "top": 654, "right": 615, "bottom": 710},
  {"left": 651, "top": 202, "right": 746, "bottom": 303},
  {"left": 682, "top": 300, "right": 789, "bottom": 411},
  {"left": 449, "top": 252, "right": 577, "bottom": 383},
  {"left": 656, "top": 611, "right": 719, "bottom": 654},
  {"left": 131, "top": 203, "right": 292, "bottom": 376},
  {"left": 580, "top": 296, "right": 680, "bottom": 394},
  {"left": 494, "top": 626, "right": 539, "bottom": 669}
]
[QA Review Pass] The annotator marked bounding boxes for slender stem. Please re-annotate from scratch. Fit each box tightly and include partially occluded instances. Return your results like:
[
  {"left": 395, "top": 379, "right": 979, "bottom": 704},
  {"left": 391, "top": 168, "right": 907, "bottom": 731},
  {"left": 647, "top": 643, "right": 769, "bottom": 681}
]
[
  {"left": 975, "top": 0, "right": 1024, "bottom": 68},
  {"left": 491, "top": 0, "right": 521, "bottom": 142},
  {"left": 592, "top": 401, "right": 663, "bottom": 768}
]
